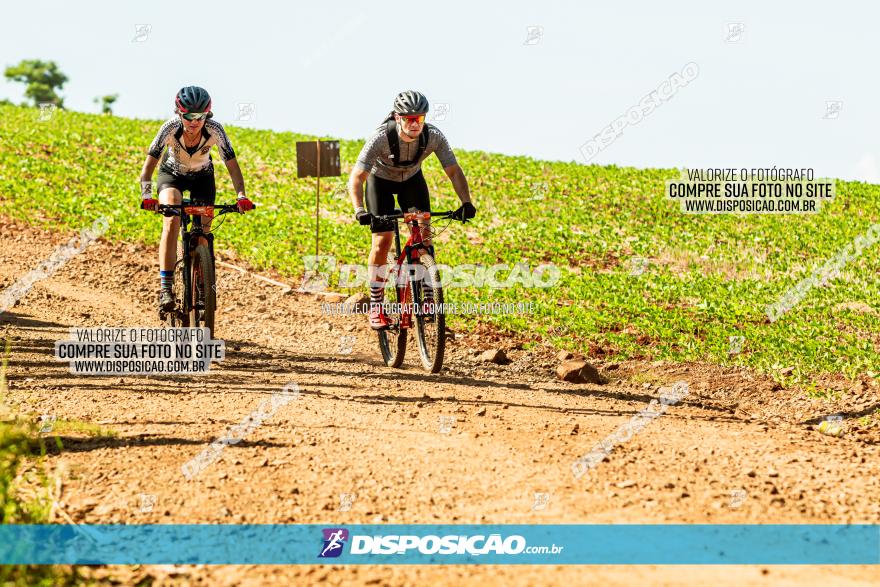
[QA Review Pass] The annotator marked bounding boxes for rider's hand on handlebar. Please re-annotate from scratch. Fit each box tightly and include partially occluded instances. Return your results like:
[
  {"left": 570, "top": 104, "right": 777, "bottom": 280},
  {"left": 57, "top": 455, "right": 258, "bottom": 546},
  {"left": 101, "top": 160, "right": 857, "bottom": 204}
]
[
  {"left": 451, "top": 201, "right": 476, "bottom": 222},
  {"left": 355, "top": 207, "right": 373, "bottom": 226},
  {"left": 140, "top": 197, "right": 159, "bottom": 212},
  {"left": 236, "top": 196, "right": 255, "bottom": 213}
]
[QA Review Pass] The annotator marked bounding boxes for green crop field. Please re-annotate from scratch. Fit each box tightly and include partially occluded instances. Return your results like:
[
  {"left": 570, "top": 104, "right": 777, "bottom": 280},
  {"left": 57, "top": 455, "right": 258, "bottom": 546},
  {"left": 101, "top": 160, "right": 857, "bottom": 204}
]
[{"left": 1, "top": 104, "right": 879, "bottom": 382}]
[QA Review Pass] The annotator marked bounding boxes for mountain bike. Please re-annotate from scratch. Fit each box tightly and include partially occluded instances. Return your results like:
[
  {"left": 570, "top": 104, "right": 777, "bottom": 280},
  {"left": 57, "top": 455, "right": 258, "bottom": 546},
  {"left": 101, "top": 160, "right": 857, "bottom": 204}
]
[
  {"left": 373, "top": 208, "right": 463, "bottom": 373},
  {"left": 153, "top": 200, "right": 253, "bottom": 337}
]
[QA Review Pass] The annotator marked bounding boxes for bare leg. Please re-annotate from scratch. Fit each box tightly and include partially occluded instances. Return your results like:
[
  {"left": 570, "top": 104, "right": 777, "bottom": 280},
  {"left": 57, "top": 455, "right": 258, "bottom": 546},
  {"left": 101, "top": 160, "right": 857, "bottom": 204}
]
[
  {"left": 158, "top": 188, "right": 182, "bottom": 271},
  {"left": 368, "top": 231, "right": 394, "bottom": 291}
]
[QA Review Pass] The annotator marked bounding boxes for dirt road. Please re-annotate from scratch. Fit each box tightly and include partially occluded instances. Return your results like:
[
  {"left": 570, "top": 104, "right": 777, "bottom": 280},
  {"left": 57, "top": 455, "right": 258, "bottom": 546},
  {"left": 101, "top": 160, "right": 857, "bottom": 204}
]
[{"left": 1, "top": 216, "right": 878, "bottom": 586}]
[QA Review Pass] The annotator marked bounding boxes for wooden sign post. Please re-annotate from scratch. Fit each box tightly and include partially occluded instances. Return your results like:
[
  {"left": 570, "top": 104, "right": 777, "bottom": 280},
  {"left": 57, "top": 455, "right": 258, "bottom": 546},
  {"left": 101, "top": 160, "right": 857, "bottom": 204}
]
[{"left": 296, "top": 140, "right": 341, "bottom": 257}]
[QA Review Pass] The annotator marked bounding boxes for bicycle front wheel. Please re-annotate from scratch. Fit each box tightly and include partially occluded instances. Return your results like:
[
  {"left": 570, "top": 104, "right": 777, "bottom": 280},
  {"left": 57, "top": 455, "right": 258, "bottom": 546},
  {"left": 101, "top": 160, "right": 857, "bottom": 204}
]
[
  {"left": 190, "top": 244, "right": 216, "bottom": 337},
  {"left": 169, "top": 250, "right": 189, "bottom": 328},
  {"left": 378, "top": 265, "right": 407, "bottom": 368},
  {"left": 413, "top": 252, "right": 445, "bottom": 373}
]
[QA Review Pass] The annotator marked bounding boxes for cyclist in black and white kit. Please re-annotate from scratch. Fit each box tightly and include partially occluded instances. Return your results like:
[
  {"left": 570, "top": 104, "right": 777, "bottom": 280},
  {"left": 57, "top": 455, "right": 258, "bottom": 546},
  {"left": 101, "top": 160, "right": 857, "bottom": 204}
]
[
  {"left": 349, "top": 90, "right": 476, "bottom": 330},
  {"left": 138, "top": 86, "right": 254, "bottom": 312}
]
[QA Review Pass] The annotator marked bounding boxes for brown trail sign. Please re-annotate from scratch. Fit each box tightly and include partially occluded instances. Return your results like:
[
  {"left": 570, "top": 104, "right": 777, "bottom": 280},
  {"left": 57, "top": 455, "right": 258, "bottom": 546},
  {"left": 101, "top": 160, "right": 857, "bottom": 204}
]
[{"left": 296, "top": 140, "right": 341, "bottom": 258}]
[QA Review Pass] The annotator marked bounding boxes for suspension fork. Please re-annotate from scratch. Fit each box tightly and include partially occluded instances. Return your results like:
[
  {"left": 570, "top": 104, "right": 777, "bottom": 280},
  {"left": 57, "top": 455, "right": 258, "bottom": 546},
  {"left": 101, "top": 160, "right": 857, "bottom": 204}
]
[
  {"left": 392, "top": 221, "right": 403, "bottom": 258},
  {"left": 201, "top": 232, "right": 216, "bottom": 306},
  {"left": 393, "top": 223, "right": 417, "bottom": 328},
  {"left": 207, "top": 233, "right": 215, "bottom": 261},
  {"left": 191, "top": 215, "right": 216, "bottom": 259},
  {"left": 180, "top": 219, "right": 193, "bottom": 313},
  {"left": 187, "top": 216, "right": 214, "bottom": 308},
  {"left": 402, "top": 219, "right": 434, "bottom": 326}
]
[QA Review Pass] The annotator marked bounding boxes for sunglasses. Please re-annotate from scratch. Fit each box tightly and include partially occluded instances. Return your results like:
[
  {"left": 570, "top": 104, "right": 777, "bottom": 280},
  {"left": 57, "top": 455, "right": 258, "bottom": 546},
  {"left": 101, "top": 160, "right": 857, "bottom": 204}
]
[
  {"left": 400, "top": 114, "right": 425, "bottom": 124},
  {"left": 181, "top": 112, "right": 209, "bottom": 121}
]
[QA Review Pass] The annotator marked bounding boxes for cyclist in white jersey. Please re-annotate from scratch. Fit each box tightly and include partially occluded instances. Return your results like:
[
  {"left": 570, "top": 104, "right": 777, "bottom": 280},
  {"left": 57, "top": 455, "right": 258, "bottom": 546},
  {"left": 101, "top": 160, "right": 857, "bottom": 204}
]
[{"left": 138, "top": 86, "right": 254, "bottom": 312}]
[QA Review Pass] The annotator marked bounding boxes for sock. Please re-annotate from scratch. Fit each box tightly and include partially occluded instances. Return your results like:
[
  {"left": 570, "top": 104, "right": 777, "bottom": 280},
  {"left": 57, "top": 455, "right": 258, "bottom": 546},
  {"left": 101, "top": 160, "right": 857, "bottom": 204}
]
[
  {"left": 160, "top": 270, "right": 174, "bottom": 291},
  {"left": 370, "top": 286, "right": 384, "bottom": 311},
  {"left": 368, "top": 264, "right": 387, "bottom": 313}
]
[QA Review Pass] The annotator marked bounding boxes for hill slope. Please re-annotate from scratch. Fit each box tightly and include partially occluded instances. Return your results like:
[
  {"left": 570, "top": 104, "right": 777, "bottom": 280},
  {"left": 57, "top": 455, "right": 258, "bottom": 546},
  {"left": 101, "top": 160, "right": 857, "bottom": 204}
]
[{"left": 1, "top": 104, "right": 879, "bottom": 385}]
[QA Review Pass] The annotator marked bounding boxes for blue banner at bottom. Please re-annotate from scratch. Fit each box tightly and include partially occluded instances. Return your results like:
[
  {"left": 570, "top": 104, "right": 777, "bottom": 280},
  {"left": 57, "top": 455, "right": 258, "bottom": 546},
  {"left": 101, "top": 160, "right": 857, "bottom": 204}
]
[{"left": 0, "top": 525, "right": 877, "bottom": 565}]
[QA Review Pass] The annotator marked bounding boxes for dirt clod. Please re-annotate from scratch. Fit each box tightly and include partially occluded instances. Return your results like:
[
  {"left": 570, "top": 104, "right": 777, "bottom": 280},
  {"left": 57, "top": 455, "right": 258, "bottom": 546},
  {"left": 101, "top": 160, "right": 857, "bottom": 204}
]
[
  {"left": 557, "top": 359, "right": 605, "bottom": 384},
  {"left": 480, "top": 349, "right": 508, "bottom": 364}
]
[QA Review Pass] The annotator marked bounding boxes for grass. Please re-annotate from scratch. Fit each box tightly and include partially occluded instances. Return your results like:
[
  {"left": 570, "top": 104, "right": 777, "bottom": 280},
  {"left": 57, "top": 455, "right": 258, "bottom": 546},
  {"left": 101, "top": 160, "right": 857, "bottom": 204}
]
[
  {"left": 0, "top": 339, "right": 40, "bottom": 524},
  {"left": 1, "top": 104, "right": 879, "bottom": 381},
  {"left": 630, "top": 371, "right": 663, "bottom": 385},
  {"left": 803, "top": 383, "right": 842, "bottom": 402},
  {"left": 48, "top": 419, "right": 116, "bottom": 439},
  {"left": 0, "top": 339, "right": 84, "bottom": 585},
  {"left": 857, "top": 409, "right": 880, "bottom": 427}
]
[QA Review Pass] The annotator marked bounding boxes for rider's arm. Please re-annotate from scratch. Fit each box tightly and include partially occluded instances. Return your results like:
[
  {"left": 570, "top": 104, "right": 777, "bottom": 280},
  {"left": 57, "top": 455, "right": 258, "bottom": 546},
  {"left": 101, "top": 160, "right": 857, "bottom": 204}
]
[
  {"left": 207, "top": 120, "right": 245, "bottom": 198},
  {"left": 224, "top": 158, "right": 246, "bottom": 198},
  {"left": 139, "top": 155, "right": 159, "bottom": 197},
  {"left": 348, "top": 168, "right": 370, "bottom": 211},
  {"left": 429, "top": 127, "right": 470, "bottom": 204},
  {"left": 350, "top": 128, "right": 384, "bottom": 213},
  {"left": 443, "top": 163, "right": 472, "bottom": 204},
  {"left": 141, "top": 118, "right": 177, "bottom": 199}
]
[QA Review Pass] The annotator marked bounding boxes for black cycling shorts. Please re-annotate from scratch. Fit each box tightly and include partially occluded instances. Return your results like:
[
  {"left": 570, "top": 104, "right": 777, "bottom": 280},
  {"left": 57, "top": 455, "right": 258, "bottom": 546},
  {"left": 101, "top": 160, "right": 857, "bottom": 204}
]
[
  {"left": 365, "top": 170, "right": 430, "bottom": 233},
  {"left": 157, "top": 169, "right": 216, "bottom": 203}
]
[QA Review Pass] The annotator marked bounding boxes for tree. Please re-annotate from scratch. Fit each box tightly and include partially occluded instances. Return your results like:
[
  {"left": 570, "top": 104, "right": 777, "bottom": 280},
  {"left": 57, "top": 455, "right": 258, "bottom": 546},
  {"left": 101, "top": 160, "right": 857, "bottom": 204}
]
[
  {"left": 94, "top": 94, "right": 119, "bottom": 115},
  {"left": 3, "top": 60, "right": 68, "bottom": 108}
]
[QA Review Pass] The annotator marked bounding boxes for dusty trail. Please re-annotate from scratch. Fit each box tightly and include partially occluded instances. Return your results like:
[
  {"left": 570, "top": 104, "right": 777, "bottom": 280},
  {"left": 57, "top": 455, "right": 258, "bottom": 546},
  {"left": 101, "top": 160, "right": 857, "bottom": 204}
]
[{"left": 1, "top": 216, "right": 878, "bottom": 586}]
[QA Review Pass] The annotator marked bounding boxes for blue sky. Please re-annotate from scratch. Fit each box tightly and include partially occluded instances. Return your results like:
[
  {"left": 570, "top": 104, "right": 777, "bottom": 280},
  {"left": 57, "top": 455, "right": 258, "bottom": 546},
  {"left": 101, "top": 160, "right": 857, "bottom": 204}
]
[{"left": 2, "top": 1, "right": 878, "bottom": 181}]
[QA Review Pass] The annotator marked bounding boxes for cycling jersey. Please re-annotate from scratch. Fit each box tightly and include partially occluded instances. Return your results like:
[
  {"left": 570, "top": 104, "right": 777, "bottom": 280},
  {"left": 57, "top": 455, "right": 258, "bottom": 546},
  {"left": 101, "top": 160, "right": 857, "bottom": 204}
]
[
  {"left": 147, "top": 118, "right": 236, "bottom": 176},
  {"left": 354, "top": 123, "right": 457, "bottom": 182}
]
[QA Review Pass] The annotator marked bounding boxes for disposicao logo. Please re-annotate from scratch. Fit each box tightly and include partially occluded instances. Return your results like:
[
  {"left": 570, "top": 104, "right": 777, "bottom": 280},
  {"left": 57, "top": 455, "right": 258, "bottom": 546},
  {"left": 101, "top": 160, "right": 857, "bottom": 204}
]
[
  {"left": 318, "top": 529, "right": 558, "bottom": 559},
  {"left": 318, "top": 528, "right": 348, "bottom": 558},
  {"left": 349, "top": 534, "right": 527, "bottom": 555}
]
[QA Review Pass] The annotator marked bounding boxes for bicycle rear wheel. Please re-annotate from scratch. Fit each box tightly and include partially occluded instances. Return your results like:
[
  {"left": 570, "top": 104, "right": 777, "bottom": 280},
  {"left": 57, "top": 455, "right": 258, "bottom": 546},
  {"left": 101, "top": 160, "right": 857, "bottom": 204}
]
[
  {"left": 378, "top": 265, "right": 407, "bottom": 368},
  {"left": 190, "top": 244, "right": 216, "bottom": 337},
  {"left": 413, "top": 253, "right": 445, "bottom": 373}
]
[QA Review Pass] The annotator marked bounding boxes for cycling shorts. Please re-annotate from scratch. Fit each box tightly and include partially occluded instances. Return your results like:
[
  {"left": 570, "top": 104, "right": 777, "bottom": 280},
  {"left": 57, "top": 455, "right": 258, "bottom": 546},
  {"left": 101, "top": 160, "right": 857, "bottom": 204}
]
[
  {"left": 157, "top": 169, "right": 216, "bottom": 204},
  {"left": 365, "top": 169, "right": 430, "bottom": 233}
]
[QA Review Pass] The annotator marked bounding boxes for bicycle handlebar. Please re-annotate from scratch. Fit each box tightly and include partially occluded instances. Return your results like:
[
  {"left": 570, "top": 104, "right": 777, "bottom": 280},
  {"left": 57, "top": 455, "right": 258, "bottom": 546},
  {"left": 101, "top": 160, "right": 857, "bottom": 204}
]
[
  {"left": 155, "top": 202, "right": 253, "bottom": 217},
  {"left": 372, "top": 210, "right": 461, "bottom": 222}
]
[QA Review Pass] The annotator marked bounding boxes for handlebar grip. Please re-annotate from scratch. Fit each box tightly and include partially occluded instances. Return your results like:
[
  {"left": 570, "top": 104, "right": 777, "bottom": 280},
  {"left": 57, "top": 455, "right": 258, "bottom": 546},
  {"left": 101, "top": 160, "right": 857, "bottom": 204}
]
[{"left": 157, "top": 206, "right": 181, "bottom": 217}]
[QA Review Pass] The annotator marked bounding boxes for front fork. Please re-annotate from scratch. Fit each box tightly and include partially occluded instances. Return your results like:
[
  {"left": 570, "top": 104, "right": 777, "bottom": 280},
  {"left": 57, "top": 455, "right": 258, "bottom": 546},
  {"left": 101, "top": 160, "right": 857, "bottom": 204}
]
[
  {"left": 391, "top": 224, "right": 411, "bottom": 329},
  {"left": 180, "top": 230, "right": 215, "bottom": 314},
  {"left": 396, "top": 221, "right": 434, "bottom": 329}
]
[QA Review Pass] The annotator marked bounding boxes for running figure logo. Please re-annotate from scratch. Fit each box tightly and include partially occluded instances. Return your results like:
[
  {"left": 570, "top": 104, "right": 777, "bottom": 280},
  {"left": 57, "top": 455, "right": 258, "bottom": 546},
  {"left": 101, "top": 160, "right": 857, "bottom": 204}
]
[{"left": 319, "top": 528, "right": 349, "bottom": 558}]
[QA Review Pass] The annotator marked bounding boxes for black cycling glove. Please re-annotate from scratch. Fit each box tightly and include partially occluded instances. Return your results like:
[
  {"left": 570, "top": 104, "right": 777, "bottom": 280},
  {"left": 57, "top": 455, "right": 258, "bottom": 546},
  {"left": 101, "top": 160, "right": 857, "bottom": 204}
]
[
  {"left": 451, "top": 202, "right": 477, "bottom": 222},
  {"left": 355, "top": 208, "right": 373, "bottom": 226}
]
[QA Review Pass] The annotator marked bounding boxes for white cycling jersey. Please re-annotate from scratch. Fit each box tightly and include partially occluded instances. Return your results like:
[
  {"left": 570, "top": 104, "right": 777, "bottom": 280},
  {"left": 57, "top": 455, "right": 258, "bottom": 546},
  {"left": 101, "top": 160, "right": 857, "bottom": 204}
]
[{"left": 148, "top": 118, "right": 236, "bottom": 176}]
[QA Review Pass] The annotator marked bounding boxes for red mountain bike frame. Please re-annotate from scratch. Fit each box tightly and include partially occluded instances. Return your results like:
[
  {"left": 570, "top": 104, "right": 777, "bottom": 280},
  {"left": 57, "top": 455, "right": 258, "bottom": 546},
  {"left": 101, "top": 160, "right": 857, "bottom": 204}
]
[{"left": 391, "top": 210, "right": 433, "bottom": 329}]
